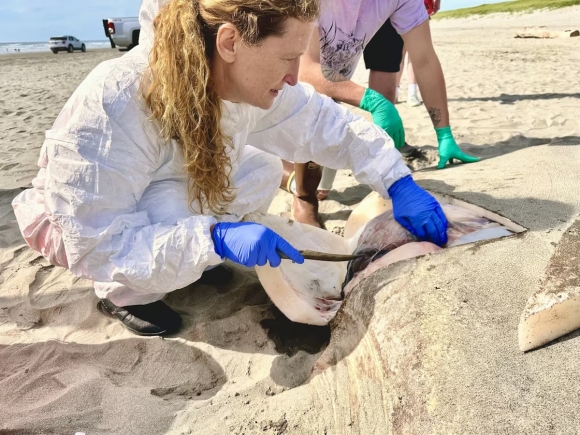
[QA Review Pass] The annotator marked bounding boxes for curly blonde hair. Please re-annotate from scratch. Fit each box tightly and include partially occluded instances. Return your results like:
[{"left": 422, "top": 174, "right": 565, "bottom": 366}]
[{"left": 143, "top": 0, "right": 319, "bottom": 214}]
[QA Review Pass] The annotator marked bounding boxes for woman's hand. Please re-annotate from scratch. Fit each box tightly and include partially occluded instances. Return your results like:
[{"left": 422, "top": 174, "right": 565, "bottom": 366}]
[
  {"left": 212, "top": 222, "right": 304, "bottom": 267},
  {"left": 388, "top": 175, "right": 448, "bottom": 246}
]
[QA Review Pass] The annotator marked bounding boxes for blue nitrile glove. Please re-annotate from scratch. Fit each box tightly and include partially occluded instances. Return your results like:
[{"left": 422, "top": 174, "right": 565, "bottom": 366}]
[
  {"left": 359, "top": 88, "right": 405, "bottom": 150},
  {"left": 388, "top": 175, "right": 448, "bottom": 246},
  {"left": 436, "top": 126, "right": 480, "bottom": 169},
  {"left": 212, "top": 222, "right": 304, "bottom": 268}
]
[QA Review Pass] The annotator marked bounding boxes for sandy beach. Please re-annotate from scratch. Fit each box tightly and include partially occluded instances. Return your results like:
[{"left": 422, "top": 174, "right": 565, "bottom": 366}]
[{"left": 1, "top": 7, "right": 580, "bottom": 434}]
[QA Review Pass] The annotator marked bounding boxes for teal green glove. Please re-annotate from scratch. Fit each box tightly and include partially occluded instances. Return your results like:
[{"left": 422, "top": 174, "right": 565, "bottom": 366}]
[
  {"left": 435, "top": 126, "right": 480, "bottom": 169},
  {"left": 359, "top": 88, "right": 405, "bottom": 150}
]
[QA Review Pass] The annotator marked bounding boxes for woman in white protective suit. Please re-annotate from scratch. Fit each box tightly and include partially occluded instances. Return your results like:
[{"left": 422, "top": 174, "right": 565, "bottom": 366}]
[{"left": 12, "top": 0, "right": 449, "bottom": 336}]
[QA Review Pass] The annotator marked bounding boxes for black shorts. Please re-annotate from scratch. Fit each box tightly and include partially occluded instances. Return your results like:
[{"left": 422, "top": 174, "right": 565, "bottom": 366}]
[{"left": 363, "top": 19, "right": 404, "bottom": 73}]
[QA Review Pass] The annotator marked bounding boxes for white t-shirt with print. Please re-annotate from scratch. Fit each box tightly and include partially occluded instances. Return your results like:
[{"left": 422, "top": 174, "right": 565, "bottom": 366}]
[{"left": 317, "top": 0, "right": 429, "bottom": 81}]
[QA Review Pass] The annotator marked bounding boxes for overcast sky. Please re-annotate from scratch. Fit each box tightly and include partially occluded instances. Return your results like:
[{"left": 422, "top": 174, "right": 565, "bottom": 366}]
[{"left": 1, "top": 0, "right": 508, "bottom": 43}]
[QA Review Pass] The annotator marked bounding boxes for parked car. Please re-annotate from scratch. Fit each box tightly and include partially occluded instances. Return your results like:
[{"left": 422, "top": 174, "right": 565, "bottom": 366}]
[
  {"left": 49, "top": 36, "right": 86, "bottom": 54},
  {"left": 103, "top": 17, "right": 140, "bottom": 51}
]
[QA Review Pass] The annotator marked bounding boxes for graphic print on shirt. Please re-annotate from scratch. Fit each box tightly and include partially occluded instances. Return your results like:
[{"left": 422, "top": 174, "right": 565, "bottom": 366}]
[{"left": 319, "top": 21, "right": 366, "bottom": 82}]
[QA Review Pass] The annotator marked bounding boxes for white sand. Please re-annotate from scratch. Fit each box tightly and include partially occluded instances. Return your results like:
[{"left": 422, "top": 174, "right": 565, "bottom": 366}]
[{"left": 1, "top": 9, "right": 579, "bottom": 434}]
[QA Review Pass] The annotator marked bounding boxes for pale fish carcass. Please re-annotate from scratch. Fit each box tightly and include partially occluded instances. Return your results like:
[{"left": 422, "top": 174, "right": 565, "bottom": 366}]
[{"left": 246, "top": 196, "right": 513, "bottom": 326}]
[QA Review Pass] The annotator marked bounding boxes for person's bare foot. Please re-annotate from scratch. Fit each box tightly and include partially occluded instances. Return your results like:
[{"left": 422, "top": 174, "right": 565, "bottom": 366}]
[
  {"left": 317, "top": 189, "right": 330, "bottom": 201},
  {"left": 292, "top": 194, "right": 324, "bottom": 228}
]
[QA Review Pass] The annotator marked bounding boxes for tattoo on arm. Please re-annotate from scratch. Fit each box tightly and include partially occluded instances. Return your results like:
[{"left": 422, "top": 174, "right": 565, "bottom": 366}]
[
  {"left": 321, "top": 66, "right": 348, "bottom": 82},
  {"left": 427, "top": 107, "right": 442, "bottom": 127}
]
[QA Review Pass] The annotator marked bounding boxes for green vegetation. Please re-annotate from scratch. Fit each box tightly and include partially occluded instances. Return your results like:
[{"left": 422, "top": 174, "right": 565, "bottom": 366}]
[{"left": 433, "top": 0, "right": 580, "bottom": 19}]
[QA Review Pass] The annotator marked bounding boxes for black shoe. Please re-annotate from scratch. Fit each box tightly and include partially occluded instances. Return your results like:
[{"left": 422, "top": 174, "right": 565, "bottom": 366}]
[
  {"left": 197, "top": 264, "right": 233, "bottom": 286},
  {"left": 399, "top": 143, "right": 420, "bottom": 158},
  {"left": 97, "top": 299, "right": 182, "bottom": 336}
]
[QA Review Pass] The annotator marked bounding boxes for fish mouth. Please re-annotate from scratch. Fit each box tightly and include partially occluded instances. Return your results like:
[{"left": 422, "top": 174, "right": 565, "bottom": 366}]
[
  {"left": 341, "top": 249, "right": 391, "bottom": 296},
  {"left": 340, "top": 233, "right": 419, "bottom": 296}
]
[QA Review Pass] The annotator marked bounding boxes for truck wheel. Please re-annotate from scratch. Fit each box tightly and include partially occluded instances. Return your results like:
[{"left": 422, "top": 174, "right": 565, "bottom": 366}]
[
  {"left": 51, "top": 49, "right": 58, "bottom": 54},
  {"left": 81, "top": 44, "right": 86, "bottom": 52},
  {"left": 131, "top": 29, "right": 140, "bottom": 50},
  {"left": 67, "top": 44, "right": 74, "bottom": 53}
]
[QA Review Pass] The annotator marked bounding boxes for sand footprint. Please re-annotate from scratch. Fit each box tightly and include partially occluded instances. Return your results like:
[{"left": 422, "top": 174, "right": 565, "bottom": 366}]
[
  {"left": 104, "top": 340, "right": 227, "bottom": 401},
  {"left": 27, "top": 261, "right": 93, "bottom": 310},
  {"left": 0, "top": 163, "right": 19, "bottom": 171},
  {"left": 0, "top": 339, "right": 226, "bottom": 430}
]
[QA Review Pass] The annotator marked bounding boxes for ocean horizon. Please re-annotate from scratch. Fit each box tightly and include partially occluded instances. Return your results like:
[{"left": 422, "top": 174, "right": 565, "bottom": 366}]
[{"left": 0, "top": 40, "right": 115, "bottom": 55}]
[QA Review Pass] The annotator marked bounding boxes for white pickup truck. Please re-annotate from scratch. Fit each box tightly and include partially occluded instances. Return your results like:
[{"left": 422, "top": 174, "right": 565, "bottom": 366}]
[{"left": 102, "top": 17, "right": 141, "bottom": 51}]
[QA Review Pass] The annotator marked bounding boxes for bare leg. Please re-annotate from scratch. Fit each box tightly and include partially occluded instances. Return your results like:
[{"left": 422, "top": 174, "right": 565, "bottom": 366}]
[
  {"left": 395, "top": 46, "right": 407, "bottom": 89},
  {"left": 407, "top": 53, "right": 417, "bottom": 85},
  {"left": 280, "top": 160, "right": 323, "bottom": 228},
  {"left": 293, "top": 162, "right": 323, "bottom": 228},
  {"left": 283, "top": 161, "right": 336, "bottom": 202},
  {"left": 368, "top": 67, "right": 419, "bottom": 157},
  {"left": 368, "top": 70, "right": 398, "bottom": 105}
]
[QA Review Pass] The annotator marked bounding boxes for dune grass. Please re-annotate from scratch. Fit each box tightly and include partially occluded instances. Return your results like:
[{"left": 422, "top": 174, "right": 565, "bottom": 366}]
[{"left": 433, "top": 0, "right": 580, "bottom": 19}]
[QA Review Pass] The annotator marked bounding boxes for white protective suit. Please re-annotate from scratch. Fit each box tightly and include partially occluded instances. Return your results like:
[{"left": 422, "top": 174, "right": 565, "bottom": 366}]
[{"left": 11, "top": 0, "right": 410, "bottom": 306}]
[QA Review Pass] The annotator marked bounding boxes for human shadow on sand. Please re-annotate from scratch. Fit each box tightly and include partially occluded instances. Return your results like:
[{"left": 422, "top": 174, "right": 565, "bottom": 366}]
[
  {"left": 409, "top": 134, "right": 580, "bottom": 174},
  {"left": 320, "top": 208, "right": 354, "bottom": 223},
  {"left": 469, "top": 134, "right": 580, "bottom": 159},
  {"left": 449, "top": 92, "right": 580, "bottom": 104},
  {"left": 416, "top": 180, "right": 575, "bottom": 232},
  {"left": 326, "top": 134, "right": 580, "bottom": 214},
  {"left": 326, "top": 183, "right": 372, "bottom": 206},
  {"left": 321, "top": 134, "right": 580, "bottom": 213},
  {"left": 0, "top": 339, "right": 226, "bottom": 435}
]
